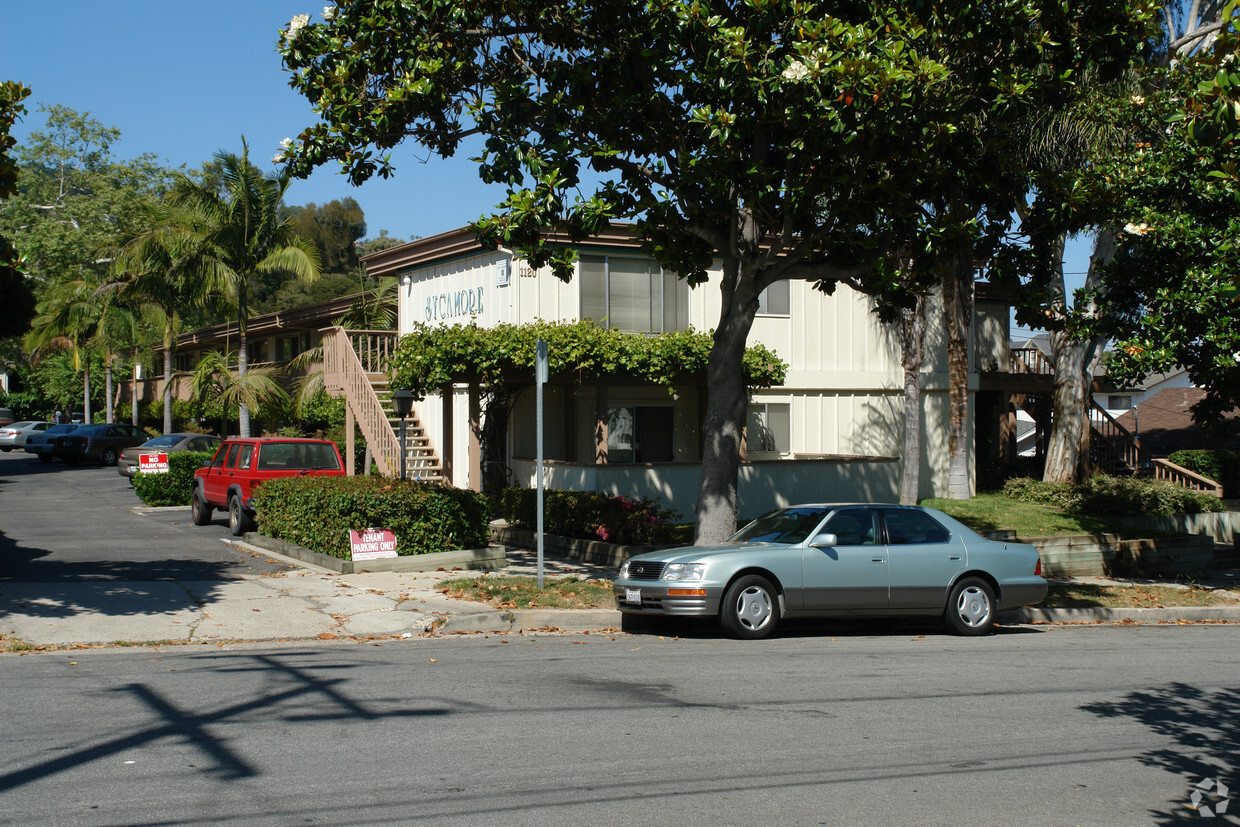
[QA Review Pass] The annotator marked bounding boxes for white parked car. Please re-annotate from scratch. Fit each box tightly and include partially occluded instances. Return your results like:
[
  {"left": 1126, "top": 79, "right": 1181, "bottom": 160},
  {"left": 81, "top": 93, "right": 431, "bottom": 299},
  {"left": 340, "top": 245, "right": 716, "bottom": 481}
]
[{"left": 0, "top": 421, "right": 54, "bottom": 452}]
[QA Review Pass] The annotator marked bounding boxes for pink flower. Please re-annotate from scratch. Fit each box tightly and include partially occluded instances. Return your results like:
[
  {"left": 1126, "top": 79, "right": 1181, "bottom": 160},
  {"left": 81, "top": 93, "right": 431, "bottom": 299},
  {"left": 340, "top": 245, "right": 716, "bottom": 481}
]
[{"left": 597, "top": 526, "right": 610, "bottom": 541}]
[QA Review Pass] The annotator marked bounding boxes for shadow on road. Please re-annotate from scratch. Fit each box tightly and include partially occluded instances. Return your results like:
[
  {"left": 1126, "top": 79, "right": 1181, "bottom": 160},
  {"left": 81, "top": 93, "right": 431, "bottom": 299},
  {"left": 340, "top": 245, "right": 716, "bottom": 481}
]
[{"left": 1082, "top": 681, "right": 1239, "bottom": 823}]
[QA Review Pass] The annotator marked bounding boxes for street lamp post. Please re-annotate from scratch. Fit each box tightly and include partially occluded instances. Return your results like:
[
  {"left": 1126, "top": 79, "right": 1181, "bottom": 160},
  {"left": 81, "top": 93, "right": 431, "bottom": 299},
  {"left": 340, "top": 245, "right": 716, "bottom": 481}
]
[{"left": 391, "top": 389, "right": 414, "bottom": 481}]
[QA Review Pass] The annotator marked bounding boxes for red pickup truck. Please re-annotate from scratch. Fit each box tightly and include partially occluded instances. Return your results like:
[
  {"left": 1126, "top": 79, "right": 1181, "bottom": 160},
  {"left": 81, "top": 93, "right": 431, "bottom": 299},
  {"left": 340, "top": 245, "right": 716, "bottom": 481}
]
[{"left": 192, "top": 437, "right": 346, "bottom": 536}]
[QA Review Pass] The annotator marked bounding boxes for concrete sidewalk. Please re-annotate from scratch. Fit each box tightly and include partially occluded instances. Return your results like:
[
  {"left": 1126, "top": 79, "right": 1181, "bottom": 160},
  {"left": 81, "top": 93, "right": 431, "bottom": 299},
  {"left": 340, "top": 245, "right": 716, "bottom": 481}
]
[{"left": 2, "top": 541, "right": 1239, "bottom": 649}]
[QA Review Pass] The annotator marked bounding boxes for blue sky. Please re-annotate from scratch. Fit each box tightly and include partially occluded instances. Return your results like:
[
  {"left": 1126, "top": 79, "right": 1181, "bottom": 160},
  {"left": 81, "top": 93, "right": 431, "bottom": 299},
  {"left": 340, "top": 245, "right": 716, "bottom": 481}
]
[
  {"left": 3, "top": 0, "right": 1089, "bottom": 329},
  {"left": 1, "top": 1, "right": 507, "bottom": 243}
]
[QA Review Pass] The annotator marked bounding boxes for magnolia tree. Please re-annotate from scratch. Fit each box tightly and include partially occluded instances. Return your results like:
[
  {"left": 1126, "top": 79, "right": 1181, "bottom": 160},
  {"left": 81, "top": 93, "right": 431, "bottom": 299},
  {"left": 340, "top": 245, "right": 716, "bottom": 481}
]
[
  {"left": 1080, "top": 8, "right": 1240, "bottom": 423},
  {"left": 279, "top": 0, "right": 1148, "bottom": 542}
]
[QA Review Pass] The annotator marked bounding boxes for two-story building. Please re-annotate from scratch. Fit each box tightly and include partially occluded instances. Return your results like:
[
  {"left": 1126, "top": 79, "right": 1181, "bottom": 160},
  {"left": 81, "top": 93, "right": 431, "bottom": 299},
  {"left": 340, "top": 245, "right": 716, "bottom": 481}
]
[{"left": 349, "top": 226, "right": 1015, "bottom": 518}]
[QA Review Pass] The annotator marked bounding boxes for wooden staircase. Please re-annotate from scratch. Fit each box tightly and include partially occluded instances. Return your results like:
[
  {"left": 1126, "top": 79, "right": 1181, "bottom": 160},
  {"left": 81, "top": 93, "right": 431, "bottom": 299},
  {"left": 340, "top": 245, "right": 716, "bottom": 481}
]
[{"left": 321, "top": 326, "right": 444, "bottom": 482}]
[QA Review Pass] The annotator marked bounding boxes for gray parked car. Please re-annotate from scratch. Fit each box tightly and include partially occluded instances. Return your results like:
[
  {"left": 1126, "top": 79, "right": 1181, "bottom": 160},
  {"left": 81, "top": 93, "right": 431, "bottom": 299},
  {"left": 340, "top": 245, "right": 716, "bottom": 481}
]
[
  {"left": 23, "top": 423, "right": 82, "bottom": 463},
  {"left": 613, "top": 504, "right": 1047, "bottom": 639},
  {"left": 118, "top": 433, "right": 221, "bottom": 481}
]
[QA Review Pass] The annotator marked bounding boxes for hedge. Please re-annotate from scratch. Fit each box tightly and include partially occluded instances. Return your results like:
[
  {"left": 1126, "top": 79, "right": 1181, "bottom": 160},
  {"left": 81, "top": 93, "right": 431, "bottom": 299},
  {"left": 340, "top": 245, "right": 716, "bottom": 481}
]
[
  {"left": 501, "top": 487, "right": 680, "bottom": 545},
  {"left": 252, "top": 476, "right": 492, "bottom": 559},
  {"left": 1002, "top": 474, "right": 1224, "bottom": 516},
  {"left": 1168, "top": 449, "right": 1239, "bottom": 499},
  {"left": 133, "top": 452, "right": 215, "bottom": 507}
]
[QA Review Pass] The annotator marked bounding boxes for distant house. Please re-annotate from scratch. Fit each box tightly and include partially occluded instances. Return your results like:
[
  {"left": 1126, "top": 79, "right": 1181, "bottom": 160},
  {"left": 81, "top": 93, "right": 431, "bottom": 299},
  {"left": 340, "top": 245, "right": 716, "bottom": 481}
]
[{"left": 1113, "top": 387, "right": 1240, "bottom": 456}]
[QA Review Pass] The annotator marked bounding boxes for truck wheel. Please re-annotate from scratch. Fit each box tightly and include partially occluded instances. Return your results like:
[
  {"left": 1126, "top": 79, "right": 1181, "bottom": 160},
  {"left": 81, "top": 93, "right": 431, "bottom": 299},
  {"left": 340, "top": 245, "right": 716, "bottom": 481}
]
[{"left": 228, "top": 494, "right": 254, "bottom": 537}]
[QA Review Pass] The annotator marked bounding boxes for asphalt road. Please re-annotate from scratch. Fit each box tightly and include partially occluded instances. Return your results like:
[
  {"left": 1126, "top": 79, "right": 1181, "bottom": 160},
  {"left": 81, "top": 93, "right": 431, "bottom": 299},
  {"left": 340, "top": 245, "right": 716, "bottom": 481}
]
[
  {"left": 0, "top": 448, "right": 291, "bottom": 582},
  {"left": 1, "top": 627, "right": 1238, "bottom": 825}
]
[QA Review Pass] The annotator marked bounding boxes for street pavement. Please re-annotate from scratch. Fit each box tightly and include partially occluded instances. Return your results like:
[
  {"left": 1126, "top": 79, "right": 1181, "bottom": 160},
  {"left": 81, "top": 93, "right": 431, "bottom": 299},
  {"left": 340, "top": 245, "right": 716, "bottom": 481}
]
[{"left": 2, "top": 450, "right": 1239, "bottom": 649}]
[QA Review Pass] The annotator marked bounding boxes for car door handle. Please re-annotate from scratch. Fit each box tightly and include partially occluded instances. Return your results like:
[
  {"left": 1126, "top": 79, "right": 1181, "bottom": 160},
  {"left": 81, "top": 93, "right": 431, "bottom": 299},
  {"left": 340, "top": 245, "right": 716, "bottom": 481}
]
[
  {"left": 872, "top": 558, "right": 886, "bottom": 563},
  {"left": 949, "top": 555, "right": 962, "bottom": 561}
]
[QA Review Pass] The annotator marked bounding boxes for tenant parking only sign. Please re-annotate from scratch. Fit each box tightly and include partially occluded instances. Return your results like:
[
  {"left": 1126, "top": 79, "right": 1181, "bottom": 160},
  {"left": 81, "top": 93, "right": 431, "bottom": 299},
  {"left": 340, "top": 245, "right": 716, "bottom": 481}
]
[
  {"left": 348, "top": 528, "right": 398, "bottom": 561},
  {"left": 138, "top": 452, "right": 169, "bottom": 473}
]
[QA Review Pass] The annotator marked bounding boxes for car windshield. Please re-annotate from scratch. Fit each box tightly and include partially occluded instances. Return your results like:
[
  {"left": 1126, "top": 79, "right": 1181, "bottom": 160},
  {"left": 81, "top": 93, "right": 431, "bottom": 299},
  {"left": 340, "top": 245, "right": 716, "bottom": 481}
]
[
  {"left": 256, "top": 442, "right": 341, "bottom": 471},
  {"left": 141, "top": 435, "right": 183, "bottom": 448},
  {"left": 729, "top": 507, "right": 833, "bottom": 544}
]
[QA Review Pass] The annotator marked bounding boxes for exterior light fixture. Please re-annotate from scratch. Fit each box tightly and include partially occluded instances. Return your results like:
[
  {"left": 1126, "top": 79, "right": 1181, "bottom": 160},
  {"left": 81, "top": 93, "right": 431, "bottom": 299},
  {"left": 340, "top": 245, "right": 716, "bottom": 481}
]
[{"left": 391, "top": 389, "right": 415, "bottom": 480}]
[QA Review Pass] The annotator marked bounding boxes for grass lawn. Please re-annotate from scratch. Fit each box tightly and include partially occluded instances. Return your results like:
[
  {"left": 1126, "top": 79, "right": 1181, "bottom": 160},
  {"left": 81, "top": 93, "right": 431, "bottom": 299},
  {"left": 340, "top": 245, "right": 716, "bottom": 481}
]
[
  {"left": 922, "top": 492, "right": 1141, "bottom": 537},
  {"left": 438, "top": 573, "right": 615, "bottom": 609}
]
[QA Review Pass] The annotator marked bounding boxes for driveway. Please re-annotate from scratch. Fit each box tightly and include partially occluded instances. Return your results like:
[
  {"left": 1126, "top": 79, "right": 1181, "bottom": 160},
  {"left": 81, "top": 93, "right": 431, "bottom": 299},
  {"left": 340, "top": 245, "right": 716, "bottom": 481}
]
[{"left": 0, "top": 449, "right": 291, "bottom": 581}]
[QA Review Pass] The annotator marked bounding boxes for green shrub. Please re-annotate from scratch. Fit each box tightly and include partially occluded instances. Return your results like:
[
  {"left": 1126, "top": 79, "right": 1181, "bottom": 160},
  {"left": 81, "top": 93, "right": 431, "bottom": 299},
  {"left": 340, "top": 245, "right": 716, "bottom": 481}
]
[
  {"left": 252, "top": 476, "right": 492, "bottom": 559},
  {"left": 501, "top": 487, "right": 680, "bottom": 545},
  {"left": 132, "top": 452, "right": 214, "bottom": 507},
  {"left": 1168, "top": 449, "right": 1239, "bottom": 498},
  {"left": 1003, "top": 474, "right": 1223, "bottom": 517}
]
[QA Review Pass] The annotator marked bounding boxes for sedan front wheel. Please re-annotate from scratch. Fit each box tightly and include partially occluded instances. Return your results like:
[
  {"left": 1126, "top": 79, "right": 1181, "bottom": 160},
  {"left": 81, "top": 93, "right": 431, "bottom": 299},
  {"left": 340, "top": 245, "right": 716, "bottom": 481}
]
[
  {"left": 720, "top": 574, "right": 780, "bottom": 640},
  {"left": 945, "top": 577, "right": 996, "bottom": 636}
]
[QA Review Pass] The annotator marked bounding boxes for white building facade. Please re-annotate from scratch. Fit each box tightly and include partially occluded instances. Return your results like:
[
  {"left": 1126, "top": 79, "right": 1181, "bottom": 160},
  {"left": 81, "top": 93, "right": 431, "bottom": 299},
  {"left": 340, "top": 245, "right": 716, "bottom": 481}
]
[{"left": 365, "top": 227, "right": 1012, "bottom": 519}]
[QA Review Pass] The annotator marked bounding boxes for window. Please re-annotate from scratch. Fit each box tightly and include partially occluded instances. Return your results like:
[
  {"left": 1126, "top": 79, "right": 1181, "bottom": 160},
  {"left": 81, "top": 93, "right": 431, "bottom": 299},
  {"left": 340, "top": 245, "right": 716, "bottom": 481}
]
[
  {"left": 746, "top": 402, "right": 790, "bottom": 454},
  {"left": 607, "top": 405, "right": 674, "bottom": 463},
  {"left": 732, "top": 507, "right": 832, "bottom": 544},
  {"left": 1108, "top": 395, "right": 1132, "bottom": 410},
  {"left": 881, "top": 509, "right": 950, "bottom": 545},
  {"left": 237, "top": 444, "right": 254, "bottom": 470},
  {"left": 757, "top": 281, "right": 790, "bottom": 315},
  {"left": 580, "top": 255, "right": 689, "bottom": 333},
  {"left": 823, "top": 509, "right": 880, "bottom": 546}
]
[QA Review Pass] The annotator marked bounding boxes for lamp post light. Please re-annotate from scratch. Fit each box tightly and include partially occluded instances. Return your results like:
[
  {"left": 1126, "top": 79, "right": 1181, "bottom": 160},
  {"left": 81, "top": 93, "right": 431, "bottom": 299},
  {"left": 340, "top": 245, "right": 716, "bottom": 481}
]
[{"left": 391, "top": 389, "right": 414, "bottom": 481}]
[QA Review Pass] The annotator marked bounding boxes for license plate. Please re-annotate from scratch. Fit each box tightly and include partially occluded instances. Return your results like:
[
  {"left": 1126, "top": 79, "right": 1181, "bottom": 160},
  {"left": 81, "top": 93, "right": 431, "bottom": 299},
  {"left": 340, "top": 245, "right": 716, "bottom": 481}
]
[{"left": 625, "top": 588, "right": 642, "bottom": 605}]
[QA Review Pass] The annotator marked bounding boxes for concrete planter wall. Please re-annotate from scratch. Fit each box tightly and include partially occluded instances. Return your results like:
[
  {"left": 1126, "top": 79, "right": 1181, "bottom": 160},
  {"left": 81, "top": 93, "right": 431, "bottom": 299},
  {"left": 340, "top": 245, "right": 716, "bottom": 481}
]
[
  {"left": 1114, "top": 509, "right": 1240, "bottom": 548},
  {"left": 244, "top": 532, "right": 508, "bottom": 574},
  {"left": 489, "top": 525, "right": 664, "bottom": 569},
  {"left": 1026, "top": 533, "right": 1230, "bottom": 578}
]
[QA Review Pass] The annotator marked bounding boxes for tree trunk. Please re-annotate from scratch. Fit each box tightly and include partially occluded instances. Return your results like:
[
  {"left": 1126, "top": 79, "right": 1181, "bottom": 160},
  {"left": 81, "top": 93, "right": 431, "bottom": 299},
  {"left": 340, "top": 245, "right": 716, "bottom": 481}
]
[
  {"left": 163, "top": 348, "right": 174, "bottom": 434},
  {"left": 942, "top": 255, "right": 973, "bottom": 499},
  {"left": 694, "top": 258, "right": 760, "bottom": 546},
  {"left": 1042, "top": 229, "right": 1114, "bottom": 484},
  {"left": 238, "top": 335, "right": 251, "bottom": 438},
  {"left": 82, "top": 367, "right": 92, "bottom": 425},
  {"left": 105, "top": 359, "right": 115, "bottom": 424},
  {"left": 899, "top": 294, "right": 929, "bottom": 505}
]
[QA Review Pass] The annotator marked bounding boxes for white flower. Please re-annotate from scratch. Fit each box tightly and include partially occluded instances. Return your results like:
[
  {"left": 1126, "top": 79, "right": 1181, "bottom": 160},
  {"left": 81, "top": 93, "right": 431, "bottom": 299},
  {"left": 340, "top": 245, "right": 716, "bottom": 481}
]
[
  {"left": 782, "top": 60, "right": 811, "bottom": 82},
  {"left": 287, "top": 13, "right": 310, "bottom": 40},
  {"left": 272, "top": 154, "right": 284, "bottom": 164},
  {"left": 322, "top": 5, "right": 336, "bottom": 20},
  {"left": 280, "top": 137, "right": 294, "bottom": 150},
  {"left": 1130, "top": 94, "right": 1145, "bottom": 105},
  {"left": 1123, "top": 222, "right": 1150, "bottom": 236}
]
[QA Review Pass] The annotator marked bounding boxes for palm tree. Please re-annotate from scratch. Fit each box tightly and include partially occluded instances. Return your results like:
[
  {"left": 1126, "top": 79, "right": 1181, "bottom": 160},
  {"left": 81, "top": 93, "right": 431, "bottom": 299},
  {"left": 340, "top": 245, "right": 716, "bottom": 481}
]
[
  {"left": 126, "top": 140, "right": 320, "bottom": 436},
  {"left": 188, "top": 350, "right": 290, "bottom": 436},
  {"left": 24, "top": 276, "right": 103, "bottom": 421}
]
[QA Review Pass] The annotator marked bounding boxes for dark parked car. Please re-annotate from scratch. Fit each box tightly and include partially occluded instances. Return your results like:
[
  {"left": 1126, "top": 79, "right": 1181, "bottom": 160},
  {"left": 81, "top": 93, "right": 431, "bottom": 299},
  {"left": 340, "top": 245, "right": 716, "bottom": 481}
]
[
  {"left": 53, "top": 423, "right": 149, "bottom": 465},
  {"left": 192, "top": 437, "right": 346, "bottom": 535},
  {"left": 23, "top": 423, "right": 82, "bottom": 463},
  {"left": 614, "top": 504, "right": 1047, "bottom": 639},
  {"left": 118, "top": 433, "right": 222, "bottom": 481},
  {"left": 0, "top": 408, "right": 15, "bottom": 427}
]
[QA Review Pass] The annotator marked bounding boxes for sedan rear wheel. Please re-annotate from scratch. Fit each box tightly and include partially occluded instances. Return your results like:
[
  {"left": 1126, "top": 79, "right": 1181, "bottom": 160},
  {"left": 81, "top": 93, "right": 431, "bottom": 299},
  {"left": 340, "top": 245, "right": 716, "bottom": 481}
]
[
  {"left": 101, "top": 447, "right": 118, "bottom": 466},
  {"left": 228, "top": 494, "right": 254, "bottom": 537},
  {"left": 191, "top": 488, "right": 213, "bottom": 526},
  {"left": 945, "top": 577, "right": 996, "bottom": 636},
  {"left": 720, "top": 574, "right": 780, "bottom": 640}
]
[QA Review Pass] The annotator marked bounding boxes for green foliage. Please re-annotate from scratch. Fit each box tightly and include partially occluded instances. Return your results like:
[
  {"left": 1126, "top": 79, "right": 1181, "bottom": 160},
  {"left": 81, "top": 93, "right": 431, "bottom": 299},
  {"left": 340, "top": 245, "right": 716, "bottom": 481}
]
[
  {"left": 1168, "top": 449, "right": 1240, "bottom": 498},
  {"left": 132, "top": 451, "right": 213, "bottom": 507},
  {"left": 253, "top": 476, "right": 492, "bottom": 558},
  {"left": 390, "top": 320, "right": 786, "bottom": 397},
  {"left": 1002, "top": 474, "right": 1224, "bottom": 516},
  {"left": 1077, "top": 11, "right": 1240, "bottom": 423},
  {"left": 501, "top": 487, "right": 680, "bottom": 546},
  {"left": 281, "top": 197, "right": 366, "bottom": 274},
  {"left": 0, "top": 390, "right": 48, "bottom": 420}
]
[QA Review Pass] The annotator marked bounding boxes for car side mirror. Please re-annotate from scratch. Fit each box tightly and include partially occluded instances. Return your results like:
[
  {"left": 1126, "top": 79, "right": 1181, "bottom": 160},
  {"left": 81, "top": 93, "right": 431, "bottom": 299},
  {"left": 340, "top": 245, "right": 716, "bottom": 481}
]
[
  {"left": 808, "top": 533, "right": 838, "bottom": 548},
  {"left": 200, "top": 460, "right": 212, "bottom": 469}
]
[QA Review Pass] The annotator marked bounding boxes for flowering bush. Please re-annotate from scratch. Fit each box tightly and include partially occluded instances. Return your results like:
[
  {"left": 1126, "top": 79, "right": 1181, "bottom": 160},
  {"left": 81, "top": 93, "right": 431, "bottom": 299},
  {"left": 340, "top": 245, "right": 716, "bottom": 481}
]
[{"left": 501, "top": 488, "right": 680, "bottom": 546}]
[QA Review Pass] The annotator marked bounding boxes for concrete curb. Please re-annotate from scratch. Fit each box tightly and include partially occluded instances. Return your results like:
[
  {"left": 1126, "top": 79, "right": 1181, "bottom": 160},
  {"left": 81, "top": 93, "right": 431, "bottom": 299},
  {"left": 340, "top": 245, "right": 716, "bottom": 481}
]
[
  {"left": 1000, "top": 606, "right": 1240, "bottom": 624},
  {"left": 431, "top": 606, "right": 1240, "bottom": 634}
]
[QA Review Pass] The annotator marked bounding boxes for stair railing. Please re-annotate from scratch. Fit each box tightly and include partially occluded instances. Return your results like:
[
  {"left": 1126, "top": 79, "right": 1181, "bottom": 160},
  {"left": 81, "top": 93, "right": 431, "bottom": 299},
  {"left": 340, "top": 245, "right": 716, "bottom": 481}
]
[
  {"left": 321, "top": 326, "right": 401, "bottom": 477},
  {"left": 1088, "top": 399, "right": 1150, "bottom": 475},
  {"left": 1151, "top": 458, "right": 1224, "bottom": 497}
]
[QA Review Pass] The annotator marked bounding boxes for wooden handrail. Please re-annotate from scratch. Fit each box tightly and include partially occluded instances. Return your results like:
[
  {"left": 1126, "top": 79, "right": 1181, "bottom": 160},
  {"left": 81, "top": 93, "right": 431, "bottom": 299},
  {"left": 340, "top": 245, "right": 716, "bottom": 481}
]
[
  {"left": 1088, "top": 399, "right": 1151, "bottom": 475},
  {"left": 1010, "top": 347, "right": 1054, "bottom": 376},
  {"left": 321, "top": 326, "right": 401, "bottom": 477},
  {"left": 1151, "top": 458, "right": 1224, "bottom": 497}
]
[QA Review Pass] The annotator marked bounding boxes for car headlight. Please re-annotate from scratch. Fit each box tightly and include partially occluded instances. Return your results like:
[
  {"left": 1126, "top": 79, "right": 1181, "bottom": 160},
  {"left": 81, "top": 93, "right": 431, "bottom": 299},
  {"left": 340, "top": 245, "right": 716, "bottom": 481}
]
[
  {"left": 663, "top": 563, "right": 708, "bottom": 582},
  {"left": 618, "top": 561, "right": 631, "bottom": 580}
]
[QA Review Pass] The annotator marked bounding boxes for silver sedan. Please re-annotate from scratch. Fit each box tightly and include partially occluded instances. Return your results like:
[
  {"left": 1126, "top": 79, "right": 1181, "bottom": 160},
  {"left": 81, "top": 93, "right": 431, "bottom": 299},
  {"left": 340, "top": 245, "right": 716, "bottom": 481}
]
[
  {"left": 0, "top": 421, "right": 53, "bottom": 451},
  {"left": 614, "top": 504, "right": 1047, "bottom": 639}
]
